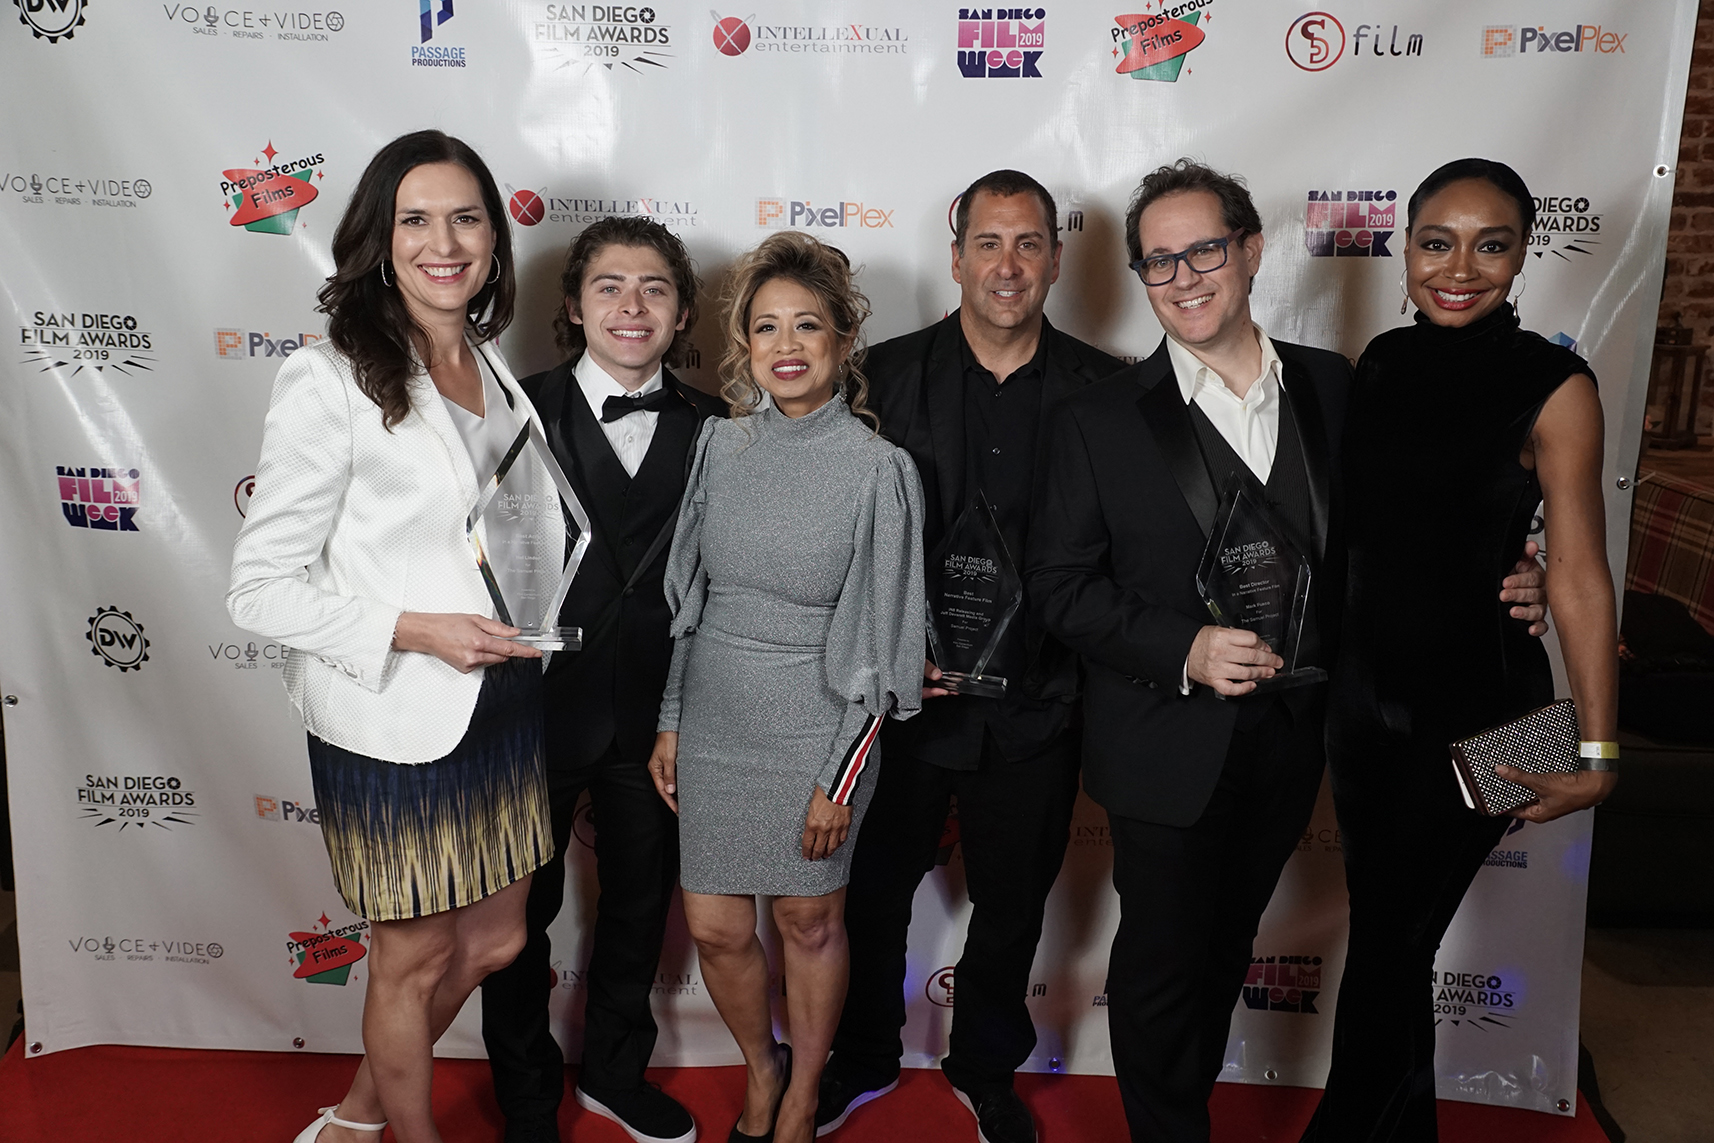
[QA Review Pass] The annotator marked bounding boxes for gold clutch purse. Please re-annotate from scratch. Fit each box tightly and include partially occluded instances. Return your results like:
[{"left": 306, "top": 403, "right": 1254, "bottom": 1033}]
[{"left": 1449, "top": 700, "right": 1579, "bottom": 817}]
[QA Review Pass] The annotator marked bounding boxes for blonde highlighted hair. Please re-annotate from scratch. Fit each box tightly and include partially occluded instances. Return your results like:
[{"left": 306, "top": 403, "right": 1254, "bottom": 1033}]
[{"left": 716, "top": 231, "right": 878, "bottom": 429}]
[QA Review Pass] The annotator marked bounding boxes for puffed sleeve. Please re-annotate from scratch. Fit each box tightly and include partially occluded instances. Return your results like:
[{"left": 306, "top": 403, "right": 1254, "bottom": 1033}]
[
  {"left": 815, "top": 445, "right": 928, "bottom": 805},
  {"left": 656, "top": 417, "right": 721, "bottom": 733}
]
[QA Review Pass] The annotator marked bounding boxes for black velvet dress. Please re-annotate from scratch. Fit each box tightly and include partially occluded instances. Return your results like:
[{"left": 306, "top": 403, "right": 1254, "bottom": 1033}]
[{"left": 1302, "top": 304, "right": 1593, "bottom": 1142}]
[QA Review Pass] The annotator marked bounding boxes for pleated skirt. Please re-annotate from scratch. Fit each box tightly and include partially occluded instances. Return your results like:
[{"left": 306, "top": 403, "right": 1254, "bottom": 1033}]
[{"left": 306, "top": 658, "right": 552, "bottom": 922}]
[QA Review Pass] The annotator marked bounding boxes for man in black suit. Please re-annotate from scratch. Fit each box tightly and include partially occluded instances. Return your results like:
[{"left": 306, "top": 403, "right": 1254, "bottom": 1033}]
[
  {"left": 816, "top": 171, "right": 1124, "bottom": 1143},
  {"left": 481, "top": 216, "right": 724, "bottom": 1143},
  {"left": 1027, "top": 161, "right": 1547, "bottom": 1143}
]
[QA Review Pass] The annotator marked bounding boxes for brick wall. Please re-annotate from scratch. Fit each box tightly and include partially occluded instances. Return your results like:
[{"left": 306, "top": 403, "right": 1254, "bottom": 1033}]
[{"left": 1660, "top": 1, "right": 1714, "bottom": 377}]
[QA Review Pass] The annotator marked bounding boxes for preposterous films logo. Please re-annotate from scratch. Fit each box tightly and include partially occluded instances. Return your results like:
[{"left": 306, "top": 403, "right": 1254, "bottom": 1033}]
[
  {"left": 755, "top": 197, "right": 894, "bottom": 230},
  {"left": 77, "top": 772, "right": 198, "bottom": 831},
  {"left": 287, "top": 913, "right": 370, "bottom": 985},
  {"left": 534, "top": 4, "right": 673, "bottom": 74},
  {"left": 709, "top": 10, "right": 906, "bottom": 56},
  {"left": 1305, "top": 187, "right": 1396, "bottom": 257},
  {"left": 86, "top": 605, "right": 150, "bottom": 671},
  {"left": 160, "top": 5, "right": 346, "bottom": 41},
  {"left": 506, "top": 187, "right": 700, "bottom": 228},
  {"left": 1243, "top": 954, "right": 1321, "bottom": 1013},
  {"left": 957, "top": 7, "right": 1043, "bottom": 78},
  {"left": 58, "top": 465, "right": 139, "bottom": 532},
  {"left": 12, "top": 0, "right": 85, "bottom": 43},
  {"left": 414, "top": 0, "right": 467, "bottom": 67},
  {"left": 1481, "top": 23, "right": 1625, "bottom": 59},
  {"left": 221, "top": 141, "right": 324, "bottom": 235},
  {"left": 20, "top": 309, "right": 157, "bottom": 375},
  {"left": 1111, "top": 0, "right": 1209, "bottom": 82}
]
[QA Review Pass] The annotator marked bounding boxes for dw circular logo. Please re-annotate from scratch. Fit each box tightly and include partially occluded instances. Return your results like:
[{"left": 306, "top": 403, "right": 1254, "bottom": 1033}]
[
  {"left": 712, "top": 13, "right": 750, "bottom": 55},
  {"left": 926, "top": 965, "right": 955, "bottom": 1007},
  {"left": 13, "top": 0, "right": 86, "bottom": 43},
  {"left": 1286, "top": 12, "right": 1345, "bottom": 71},
  {"left": 86, "top": 606, "right": 149, "bottom": 671}
]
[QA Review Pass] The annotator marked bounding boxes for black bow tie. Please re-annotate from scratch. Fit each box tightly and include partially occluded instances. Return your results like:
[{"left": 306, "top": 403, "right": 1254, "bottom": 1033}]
[{"left": 601, "top": 387, "right": 677, "bottom": 422}]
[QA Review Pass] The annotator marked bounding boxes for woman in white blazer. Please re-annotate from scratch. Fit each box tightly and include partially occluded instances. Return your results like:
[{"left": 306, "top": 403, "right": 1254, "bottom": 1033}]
[{"left": 228, "top": 131, "right": 561, "bottom": 1143}]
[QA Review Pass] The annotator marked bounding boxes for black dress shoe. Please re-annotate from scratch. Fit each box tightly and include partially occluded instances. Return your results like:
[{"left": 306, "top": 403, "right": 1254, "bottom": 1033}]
[
  {"left": 575, "top": 1081, "right": 697, "bottom": 1143},
  {"left": 729, "top": 1042, "right": 792, "bottom": 1143},
  {"left": 813, "top": 1057, "right": 900, "bottom": 1137},
  {"left": 949, "top": 1079, "right": 1037, "bottom": 1143}
]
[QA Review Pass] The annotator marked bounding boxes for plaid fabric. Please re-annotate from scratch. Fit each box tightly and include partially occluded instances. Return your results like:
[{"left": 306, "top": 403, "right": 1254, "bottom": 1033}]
[{"left": 1626, "top": 469, "right": 1714, "bottom": 636}]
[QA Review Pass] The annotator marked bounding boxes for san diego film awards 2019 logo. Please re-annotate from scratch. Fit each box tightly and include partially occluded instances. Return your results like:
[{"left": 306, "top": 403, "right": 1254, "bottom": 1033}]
[
  {"left": 19, "top": 309, "right": 157, "bottom": 376},
  {"left": 533, "top": 3, "right": 674, "bottom": 73},
  {"left": 12, "top": 0, "right": 85, "bottom": 43},
  {"left": 76, "top": 771, "right": 198, "bottom": 832},
  {"left": 287, "top": 913, "right": 370, "bottom": 985},
  {"left": 221, "top": 142, "right": 324, "bottom": 235}
]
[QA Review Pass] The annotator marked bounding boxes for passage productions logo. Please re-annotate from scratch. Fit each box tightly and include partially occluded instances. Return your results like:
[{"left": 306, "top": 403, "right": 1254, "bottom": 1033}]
[
  {"left": 1111, "top": 1, "right": 1209, "bottom": 82},
  {"left": 1243, "top": 954, "right": 1322, "bottom": 1013},
  {"left": 1530, "top": 194, "right": 1602, "bottom": 263},
  {"left": 57, "top": 465, "right": 139, "bottom": 532},
  {"left": 957, "top": 7, "right": 1044, "bottom": 78},
  {"left": 1285, "top": 11, "right": 1341, "bottom": 71},
  {"left": 160, "top": 5, "right": 345, "bottom": 41},
  {"left": 1305, "top": 187, "right": 1396, "bottom": 257},
  {"left": 20, "top": 309, "right": 156, "bottom": 375},
  {"left": 287, "top": 913, "right": 370, "bottom": 985},
  {"left": 1484, "top": 818, "right": 1529, "bottom": 869},
  {"left": 1482, "top": 24, "right": 1625, "bottom": 59},
  {"left": 68, "top": 934, "right": 223, "bottom": 964},
  {"left": 756, "top": 198, "right": 894, "bottom": 229},
  {"left": 221, "top": 142, "right": 324, "bottom": 235},
  {"left": 1, "top": 169, "right": 151, "bottom": 210},
  {"left": 1435, "top": 968, "right": 1518, "bottom": 1029},
  {"left": 77, "top": 772, "right": 198, "bottom": 831},
  {"left": 709, "top": 11, "right": 905, "bottom": 56},
  {"left": 414, "top": 0, "right": 467, "bottom": 66},
  {"left": 926, "top": 965, "right": 956, "bottom": 1007},
  {"left": 213, "top": 328, "right": 322, "bottom": 360},
  {"left": 505, "top": 187, "right": 699, "bottom": 228},
  {"left": 86, "top": 605, "right": 149, "bottom": 671},
  {"left": 12, "top": 0, "right": 85, "bottom": 42},
  {"left": 534, "top": 3, "right": 672, "bottom": 72}
]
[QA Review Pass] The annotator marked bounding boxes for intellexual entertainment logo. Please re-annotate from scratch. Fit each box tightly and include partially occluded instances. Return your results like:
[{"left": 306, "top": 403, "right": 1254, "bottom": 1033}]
[
  {"left": 505, "top": 186, "right": 700, "bottom": 228},
  {"left": 19, "top": 309, "right": 157, "bottom": 375},
  {"left": 12, "top": 0, "right": 86, "bottom": 43},
  {"left": 710, "top": 10, "right": 907, "bottom": 56},
  {"left": 221, "top": 141, "right": 324, "bottom": 234}
]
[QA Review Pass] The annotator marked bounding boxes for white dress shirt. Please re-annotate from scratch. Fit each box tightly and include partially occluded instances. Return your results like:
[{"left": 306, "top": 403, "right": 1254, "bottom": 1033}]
[
  {"left": 576, "top": 352, "right": 663, "bottom": 478},
  {"left": 1167, "top": 324, "right": 1285, "bottom": 692}
]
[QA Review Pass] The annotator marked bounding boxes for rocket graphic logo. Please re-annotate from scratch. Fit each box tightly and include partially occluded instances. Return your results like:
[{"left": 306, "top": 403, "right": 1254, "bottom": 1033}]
[{"left": 222, "top": 141, "right": 325, "bottom": 235}]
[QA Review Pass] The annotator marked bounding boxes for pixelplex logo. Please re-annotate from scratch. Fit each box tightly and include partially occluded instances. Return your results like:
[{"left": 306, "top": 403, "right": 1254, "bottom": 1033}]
[
  {"left": 254, "top": 795, "right": 318, "bottom": 823},
  {"left": 957, "top": 7, "right": 1044, "bottom": 78},
  {"left": 756, "top": 199, "right": 894, "bottom": 229},
  {"left": 1482, "top": 24, "right": 1626, "bottom": 58},
  {"left": 213, "top": 328, "right": 322, "bottom": 359}
]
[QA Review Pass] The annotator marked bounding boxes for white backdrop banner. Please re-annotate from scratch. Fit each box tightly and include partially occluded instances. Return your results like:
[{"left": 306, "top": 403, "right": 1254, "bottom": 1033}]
[{"left": 0, "top": 0, "right": 1692, "bottom": 1120}]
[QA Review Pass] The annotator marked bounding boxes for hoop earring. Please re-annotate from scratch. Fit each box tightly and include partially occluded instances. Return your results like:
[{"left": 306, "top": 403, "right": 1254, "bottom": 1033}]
[
  {"left": 379, "top": 260, "right": 394, "bottom": 287},
  {"left": 487, "top": 255, "right": 501, "bottom": 286},
  {"left": 1398, "top": 269, "right": 1409, "bottom": 315},
  {"left": 1509, "top": 271, "right": 1526, "bottom": 319}
]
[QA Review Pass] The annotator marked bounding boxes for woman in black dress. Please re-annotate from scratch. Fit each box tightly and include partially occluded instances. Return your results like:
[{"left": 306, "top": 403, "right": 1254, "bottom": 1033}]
[{"left": 1300, "top": 158, "right": 1619, "bottom": 1141}]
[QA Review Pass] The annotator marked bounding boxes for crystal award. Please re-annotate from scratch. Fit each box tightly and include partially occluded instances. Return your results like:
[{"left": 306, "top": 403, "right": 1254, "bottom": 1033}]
[
  {"left": 1194, "top": 473, "right": 1327, "bottom": 693},
  {"left": 924, "top": 491, "right": 1023, "bottom": 699}
]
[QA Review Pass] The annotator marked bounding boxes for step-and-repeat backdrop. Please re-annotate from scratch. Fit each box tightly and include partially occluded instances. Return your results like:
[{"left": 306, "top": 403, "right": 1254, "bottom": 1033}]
[{"left": 0, "top": 0, "right": 1693, "bottom": 1119}]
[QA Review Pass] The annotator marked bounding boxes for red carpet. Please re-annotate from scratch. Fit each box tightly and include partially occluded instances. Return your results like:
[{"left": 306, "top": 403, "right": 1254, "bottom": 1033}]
[{"left": 0, "top": 1038, "right": 1610, "bottom": 1142}]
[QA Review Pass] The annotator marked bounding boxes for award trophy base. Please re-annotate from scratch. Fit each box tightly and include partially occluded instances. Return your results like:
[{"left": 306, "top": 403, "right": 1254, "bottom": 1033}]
[
  {"left": 511, "top": 626, "right": 583, "bottom": 653},
  {"left": 937, "top": 671, "right": 1007, "bottom": 699},
  {"left": 1244, "top": 666, "right": 1328, "bottom": 696}
]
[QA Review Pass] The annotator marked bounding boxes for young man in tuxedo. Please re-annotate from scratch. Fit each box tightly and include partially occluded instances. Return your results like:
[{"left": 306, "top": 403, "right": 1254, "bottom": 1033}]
[
  {"left": 815, "top": 170, "right": 1124, "bottom": 1143},
  {"left": 1026, "top": 161, "right": 1547, "bottom": 1143},
  {"left": 481, "top": 216, "right": 724, "bottom": 1143}
]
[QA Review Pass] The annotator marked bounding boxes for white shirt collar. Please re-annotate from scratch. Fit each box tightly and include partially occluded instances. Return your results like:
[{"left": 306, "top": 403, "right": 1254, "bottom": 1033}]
[
  {"left": 574, "top": 350, "right": 663, "bottom": 401},
  {"left": 1166, "top": 324, "right": 1283, "bottom": 408}
]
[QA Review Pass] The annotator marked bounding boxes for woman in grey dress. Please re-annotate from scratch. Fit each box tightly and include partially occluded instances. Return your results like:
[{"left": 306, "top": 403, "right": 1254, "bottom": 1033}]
[{"left": 648, "top": 232, "right": 925, "bottom": 1143}]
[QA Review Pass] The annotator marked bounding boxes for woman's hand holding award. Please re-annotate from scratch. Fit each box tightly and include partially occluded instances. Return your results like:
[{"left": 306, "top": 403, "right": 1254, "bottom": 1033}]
[{"left": 465, "top": 411, "right": 592, "bottom": 652}]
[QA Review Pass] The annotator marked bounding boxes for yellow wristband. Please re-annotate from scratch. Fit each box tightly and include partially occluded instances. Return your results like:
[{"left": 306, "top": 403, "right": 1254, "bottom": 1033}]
[{"left": 1578, "top": 741, "right": 1620, "bottom": 759}]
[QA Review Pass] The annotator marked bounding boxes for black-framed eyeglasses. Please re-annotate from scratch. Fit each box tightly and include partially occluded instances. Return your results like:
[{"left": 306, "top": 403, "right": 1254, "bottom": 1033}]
[{"left": 1129, "top": 228, "right": 1246, "bottom": 286}]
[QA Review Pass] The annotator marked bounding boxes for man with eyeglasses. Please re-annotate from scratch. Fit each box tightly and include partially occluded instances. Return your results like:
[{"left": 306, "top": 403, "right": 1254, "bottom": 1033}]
[{"left": 1026, "top": 160, "right": 1548, "bottom": 1142}]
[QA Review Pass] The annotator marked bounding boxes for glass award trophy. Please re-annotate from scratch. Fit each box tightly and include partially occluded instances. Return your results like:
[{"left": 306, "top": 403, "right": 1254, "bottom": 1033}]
[
  {"left": 924, "top": 491, "right": 1022, "bottom": 699},
  {"left": 466, "top": 416, "right": 592, "bottom": 652},
  {"left": 1194, "top": 473, "right": 1327, "bottom": 693}
]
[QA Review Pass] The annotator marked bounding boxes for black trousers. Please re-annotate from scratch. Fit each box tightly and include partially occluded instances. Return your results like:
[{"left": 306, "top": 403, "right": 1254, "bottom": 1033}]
[
  {"left": 832, "top": 728, "right": 1081, "bottom": 1089},
  {"left": 1299, "top": 716, "right": 1513, "bottom": 1143},
  {"left": 480, "top": 742, "right": 680, "bottom": 1135},
  {"left": 1106, "top": 700, "right": 1325, "bottom": 1143}
]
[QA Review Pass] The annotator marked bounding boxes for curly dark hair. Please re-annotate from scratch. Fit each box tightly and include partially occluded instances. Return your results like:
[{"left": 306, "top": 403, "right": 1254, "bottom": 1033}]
[
  {"left": 717, "top": 232, "right": 877, "bottom": 430},
  {"left": 1124, "top": 158, "right": 1264, "bottom": 265},
  {"left": 315, "top": 130, "right": 515, "bottom": 430},
  {"left": 550, "top": 215, "right": 700, "bottom": 368}
]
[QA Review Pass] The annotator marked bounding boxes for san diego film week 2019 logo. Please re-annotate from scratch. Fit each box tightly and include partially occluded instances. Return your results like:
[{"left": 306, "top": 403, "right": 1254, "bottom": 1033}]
[
  {"left": 12, "top": 0, "right": 85, "bottom": 43},
  {"left": 1305, "top": 186, "right": 1396, "bottom": 258},
  {"left": 956, "top": 7, "right": 1043, "bottom": 78},
  {"left": 57, "top": 465, "right": 139, "bottom": 532},
  {"left": 221, "top": 141, "right": 324, "bottom": 234},
  {"left": 19, "top": 309, "right": 157, "bottom": 375},
  {"left": 1111, "top": 0, "right": 1210, "bottom": 82},
  {"left": 534, "top": 3, "right": 673, "bottom": 73}
]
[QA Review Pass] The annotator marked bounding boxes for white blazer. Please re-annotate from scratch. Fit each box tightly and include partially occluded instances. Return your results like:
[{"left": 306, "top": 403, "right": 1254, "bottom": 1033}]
[{"left": 227, "top": 337, "right": 562, "bottom": 764}]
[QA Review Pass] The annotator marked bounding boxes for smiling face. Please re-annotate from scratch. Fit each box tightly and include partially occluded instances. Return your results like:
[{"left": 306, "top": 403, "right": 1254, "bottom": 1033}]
[
  {"left": 747, "top": 276, "right": 846, "bottom": 418},
  {"left": 568, "top": 243, "right": 687, "bottom": 390},
  {"left": 1405, "top": 178, "right": 1528, "bottom": 328},
  {"left": 1135, "top": 189, "right": 1263, "bottom": 355},
  {"left": 390, "top": 162, "right": 495, "bottom": 329},
  {"left": 952, "top": 189, "right": 1061, "bottom": 334}
]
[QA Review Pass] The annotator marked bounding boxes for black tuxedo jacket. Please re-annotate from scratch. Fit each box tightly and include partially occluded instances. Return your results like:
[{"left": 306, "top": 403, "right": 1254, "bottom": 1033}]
[
  {"left": 866, "top": 311, "right": 1126, "bottom": 705},
  {"left": 1025, "top": 336, "right": 1352, "bottom": 825},
  {"left": 520, "top": 358, "right": 727, "bottom": 771}
]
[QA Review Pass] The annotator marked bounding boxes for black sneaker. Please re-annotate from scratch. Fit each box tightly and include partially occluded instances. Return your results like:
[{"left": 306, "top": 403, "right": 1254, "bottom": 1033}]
[
  {"left": 575, "top": 1082, "right": 698, "bottom": 1143},
  {"left": 813, "top": 1059, "right": 900, "bottom": 1137},
  {"left": 949, "top": 1080, "right": 1037, "bottom": 1143}
]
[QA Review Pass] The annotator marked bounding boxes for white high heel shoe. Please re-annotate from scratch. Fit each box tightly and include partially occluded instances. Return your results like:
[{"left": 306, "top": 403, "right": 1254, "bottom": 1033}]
[{"left": 292, "top": 1105, "right": 389, "bottom": 1143}]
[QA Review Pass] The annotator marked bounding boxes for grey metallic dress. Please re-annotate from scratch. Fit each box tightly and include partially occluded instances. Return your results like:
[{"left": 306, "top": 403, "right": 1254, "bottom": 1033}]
[{"left": 658, "top": 395, "right": 926, "bottom": 896}]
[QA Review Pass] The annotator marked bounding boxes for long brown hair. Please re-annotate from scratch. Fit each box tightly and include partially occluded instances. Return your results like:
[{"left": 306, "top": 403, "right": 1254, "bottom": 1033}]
[
  {"left": 316, "top": 130, "right": 516, "bottom": 429},
  {"left": 716, "top": 231, "right": 876, "bottom": 429}
]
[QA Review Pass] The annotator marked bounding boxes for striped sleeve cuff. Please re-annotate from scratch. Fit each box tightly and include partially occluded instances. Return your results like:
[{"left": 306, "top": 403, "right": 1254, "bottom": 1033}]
[{"left": 826, "top": 712, "right": 882, "bottom": 806}]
